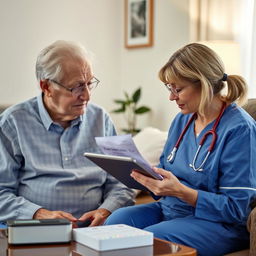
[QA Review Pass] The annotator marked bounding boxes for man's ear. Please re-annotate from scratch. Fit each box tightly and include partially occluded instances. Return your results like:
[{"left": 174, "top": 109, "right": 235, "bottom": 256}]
[{"left": 40, "top": 80, "right": 52, "bottom": 97}]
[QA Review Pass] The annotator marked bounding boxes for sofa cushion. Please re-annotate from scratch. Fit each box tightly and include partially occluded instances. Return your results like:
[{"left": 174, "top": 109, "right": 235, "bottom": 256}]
[
  {"left": 133, "top": 127, "right": 168, "bottom": 166},
  {"left": 224, "top": 249, "right": 249, "bottom": 256}
]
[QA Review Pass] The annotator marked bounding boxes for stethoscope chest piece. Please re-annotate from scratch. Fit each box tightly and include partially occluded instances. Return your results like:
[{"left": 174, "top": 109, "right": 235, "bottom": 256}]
[{"left": 189, "top": 163, "right": 204, "bottom": 172}]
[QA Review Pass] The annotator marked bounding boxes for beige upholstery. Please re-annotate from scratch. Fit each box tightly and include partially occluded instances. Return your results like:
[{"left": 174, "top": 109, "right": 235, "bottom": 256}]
[
  {"left": 243, "top": 99, "right": 256, "bottom": 120},
  {"left": 0, "top": 105, "right": 9, "bottom": 114},
  {"left": 234, "top": 99, "right": 256, "bottom": 256},
  {"left": 225, "top": 250, "right": 249, "bottom": 256},
  {"left": 247, "top": 208, "right": 256, "bottom": 256},
  {"left": 133, "top": 127, "right": 168, "bottom": 166}
]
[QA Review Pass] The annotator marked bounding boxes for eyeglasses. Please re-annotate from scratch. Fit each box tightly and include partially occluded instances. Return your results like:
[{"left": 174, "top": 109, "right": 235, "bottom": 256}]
[
  {"left": 165, "top": 83, "right": 179, "bottom": 96},
  {"left": 49, "top": 77, "right": 100, "bottom": 97}
]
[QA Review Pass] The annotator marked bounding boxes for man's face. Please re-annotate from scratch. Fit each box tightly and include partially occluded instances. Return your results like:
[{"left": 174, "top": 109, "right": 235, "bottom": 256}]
[{"left": 42, "top": 58, "right": 93, "bottom": 124}]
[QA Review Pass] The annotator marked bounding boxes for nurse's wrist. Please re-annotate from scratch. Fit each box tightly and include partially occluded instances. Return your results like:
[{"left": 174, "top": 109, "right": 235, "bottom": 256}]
[{"left": 177, "top": 183, "right": 198, "bottom": 207}]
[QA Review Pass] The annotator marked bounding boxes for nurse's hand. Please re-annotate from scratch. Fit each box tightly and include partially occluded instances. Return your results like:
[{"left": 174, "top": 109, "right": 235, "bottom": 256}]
[{"left": 131, "top": 167, "right": 198, "bottom": 207}]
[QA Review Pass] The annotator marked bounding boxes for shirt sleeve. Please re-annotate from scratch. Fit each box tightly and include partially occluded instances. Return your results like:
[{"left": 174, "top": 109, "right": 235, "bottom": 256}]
[
  {"left": 97, "top": 113, "right": 136, "bottom": 212},
  {"left": 195, "top": 125, "right": 256, "bottom": 224},
  {"left": 0, "top": 119, "right": 42, "bottom": 221}
]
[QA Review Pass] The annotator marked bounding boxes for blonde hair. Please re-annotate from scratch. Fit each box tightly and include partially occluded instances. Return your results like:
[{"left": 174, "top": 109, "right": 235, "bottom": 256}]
[{"left": 159, "top": 43, "right": 247, "bottom": 116}]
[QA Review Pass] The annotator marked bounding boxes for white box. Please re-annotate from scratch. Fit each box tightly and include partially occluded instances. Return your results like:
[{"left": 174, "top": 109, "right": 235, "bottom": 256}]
[
  {"left": 72, "top": 224, "right": 153, "bottom": 251},
  {"left": 74, "top": 241, "right": 153, "bottom": 256},
  {"left": 7, "top": 219, "right": 72, "bottom": 245}
]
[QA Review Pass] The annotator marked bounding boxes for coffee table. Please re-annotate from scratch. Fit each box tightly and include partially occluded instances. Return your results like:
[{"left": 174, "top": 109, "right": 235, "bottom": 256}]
[{"left": 0, "top": 229, "right": 196, "bottom": 256}]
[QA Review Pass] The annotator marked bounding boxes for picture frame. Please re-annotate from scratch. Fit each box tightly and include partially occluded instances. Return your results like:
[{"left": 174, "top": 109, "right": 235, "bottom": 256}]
[{"left": 125, "top": 0, "right": 154, "bottom": 49}]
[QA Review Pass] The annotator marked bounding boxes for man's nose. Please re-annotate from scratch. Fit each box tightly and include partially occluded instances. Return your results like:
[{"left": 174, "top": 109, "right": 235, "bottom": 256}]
[{"left": 79, "top": 86, "right": 90, "bottom": 100}]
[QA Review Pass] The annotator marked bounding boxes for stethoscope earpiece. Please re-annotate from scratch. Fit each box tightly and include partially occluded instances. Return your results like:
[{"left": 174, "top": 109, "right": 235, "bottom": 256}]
[{"left": 167, "top": 147, "right": 177, "bottom": 163}]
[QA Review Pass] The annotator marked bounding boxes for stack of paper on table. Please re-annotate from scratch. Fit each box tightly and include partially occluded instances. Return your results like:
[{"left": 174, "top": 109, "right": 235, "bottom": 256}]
[{"left": 72, "top": 224, "right": 153, "bottom": 251}]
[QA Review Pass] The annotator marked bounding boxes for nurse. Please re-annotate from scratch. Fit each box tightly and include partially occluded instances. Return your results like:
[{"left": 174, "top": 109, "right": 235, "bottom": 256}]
[{"left": 105, "top": 43, "right": 256, "bottom": 256}]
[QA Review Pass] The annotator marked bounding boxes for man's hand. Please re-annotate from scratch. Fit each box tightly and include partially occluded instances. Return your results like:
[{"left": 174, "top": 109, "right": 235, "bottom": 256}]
[
  {"left": 78, "top": 208, "right": 111, "bottom": 227},
  {"left": 33, "top": 208, "right": 77, "bottom": 222}
]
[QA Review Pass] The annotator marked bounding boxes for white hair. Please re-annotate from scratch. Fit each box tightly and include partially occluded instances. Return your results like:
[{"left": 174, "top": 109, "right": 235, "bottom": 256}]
[{"left": 35, "top": 40, "right": 92, "bottom": 82}]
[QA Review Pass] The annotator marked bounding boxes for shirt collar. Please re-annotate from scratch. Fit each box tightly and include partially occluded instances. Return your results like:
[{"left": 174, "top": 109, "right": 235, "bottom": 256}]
[
  {"left": 37, "top": 93, "right": 83, "bottom": 130},
  {"left": 72, "top": 115, "right": 83, "bottom": 129},
  {"left": 37, "top": 93, "right": 53, "bottom": 130}
]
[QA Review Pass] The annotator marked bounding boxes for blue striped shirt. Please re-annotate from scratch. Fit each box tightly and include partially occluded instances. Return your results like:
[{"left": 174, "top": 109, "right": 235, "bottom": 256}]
[{"left": 0, "top": 94, "right": 135, "bottom": 221}]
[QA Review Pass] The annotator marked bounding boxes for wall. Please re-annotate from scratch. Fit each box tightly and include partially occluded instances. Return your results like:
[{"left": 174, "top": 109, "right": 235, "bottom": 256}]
[
  {"left": 0, "top": 0, "right": 190, "bottom": 131},
  {"left": 0, "top": 0, "right": 122, "bottom": 111},
  {"left": 119, "top": 0, "right": 190, "bottom": 131}
]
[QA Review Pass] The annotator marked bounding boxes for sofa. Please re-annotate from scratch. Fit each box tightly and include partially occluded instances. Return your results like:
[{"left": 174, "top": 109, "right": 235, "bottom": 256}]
[{"left": 0, "top": 105, "right": 9, "bottom": 114}]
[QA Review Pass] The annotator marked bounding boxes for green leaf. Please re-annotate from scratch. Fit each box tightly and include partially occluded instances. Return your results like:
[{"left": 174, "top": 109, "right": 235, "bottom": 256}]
[
  {"left": 132, "top": 88, "right": 141, "bottom": 103},
  {"left": 114, "top": 99, "right": 126, "bottom": 104},
  {"left": 122, "top": 128, "right": 132, "bottom": 133},
  {"left": 112, "top": 108, "right": 125, "bottom": 113},
  {"left": 112, "top": 104, "right": 126, "bottom": 113},
  {"left": 122, "top": 128, "right": 141, "bottom": 135},
  {"left": 135, "top": 106, "right": 151, "bottom": 114}
]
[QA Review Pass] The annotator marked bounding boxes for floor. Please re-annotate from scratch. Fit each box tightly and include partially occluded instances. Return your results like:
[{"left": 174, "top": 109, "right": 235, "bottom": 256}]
[{"left": 135, "top": 191, "right": 154, "bottom": 205}]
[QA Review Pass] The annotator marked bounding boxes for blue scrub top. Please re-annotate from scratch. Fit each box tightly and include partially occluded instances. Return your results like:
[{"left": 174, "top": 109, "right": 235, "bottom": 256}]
[
  {"left": 158, "top": 103, "right": 256, "bottom": 225},
  {"left": 0, "top": 222, "right": 7, "bottom": 229}
]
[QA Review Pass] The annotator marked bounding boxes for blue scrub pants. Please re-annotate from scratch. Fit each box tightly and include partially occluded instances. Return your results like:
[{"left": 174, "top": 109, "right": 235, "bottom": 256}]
[{"left": 105, "top": 203, "right": 249, "bottom": 256}]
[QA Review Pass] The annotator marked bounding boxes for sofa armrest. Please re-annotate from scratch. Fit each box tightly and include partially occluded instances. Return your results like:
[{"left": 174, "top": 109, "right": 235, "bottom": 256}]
[{"left": 247, "top": 207, "right": 256, "bottom": 256}]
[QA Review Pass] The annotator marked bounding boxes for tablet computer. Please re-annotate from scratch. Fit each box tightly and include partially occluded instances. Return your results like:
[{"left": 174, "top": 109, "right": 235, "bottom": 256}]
[{"left": 84, "top": 153, "right": 162, "bottom": 191}]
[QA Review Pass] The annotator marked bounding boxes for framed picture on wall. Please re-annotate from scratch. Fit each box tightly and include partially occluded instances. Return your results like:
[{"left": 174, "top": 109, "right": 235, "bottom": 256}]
[{"left": 125, "top": 0, "right": 154, "bottom": 49}]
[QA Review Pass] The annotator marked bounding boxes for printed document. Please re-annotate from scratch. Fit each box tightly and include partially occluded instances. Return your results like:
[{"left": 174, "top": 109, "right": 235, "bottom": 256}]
[{"left": 95, "top": 134, "right": 156, "bottom": 177}]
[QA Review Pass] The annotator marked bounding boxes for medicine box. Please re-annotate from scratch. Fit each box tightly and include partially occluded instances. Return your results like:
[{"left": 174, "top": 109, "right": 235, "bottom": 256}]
[
  {"left": 73, "top": 224, "right": 153, "bottom": 251},
  {"left": 7, "top": 219, "right": 72, "bottom": 245}
]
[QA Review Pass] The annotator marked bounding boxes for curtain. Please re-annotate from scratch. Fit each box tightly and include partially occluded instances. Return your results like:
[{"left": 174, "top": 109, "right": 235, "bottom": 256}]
[
  {"left": 189, "top": 0, "right": 256, "bottom": 98},
  {"left": 234, "top": 0, "right": 256, "bottom": 97}
]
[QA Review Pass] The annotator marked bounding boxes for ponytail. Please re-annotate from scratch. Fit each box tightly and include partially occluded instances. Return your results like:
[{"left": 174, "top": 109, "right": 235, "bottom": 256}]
[{"left": 223, "top": 75, "right": 247, "bottom": 106}]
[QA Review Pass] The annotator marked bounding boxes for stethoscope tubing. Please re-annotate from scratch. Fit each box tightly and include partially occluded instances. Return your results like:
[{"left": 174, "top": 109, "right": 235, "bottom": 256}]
[{"left": 168, "top": 103, "right": 226, "bottom": 171}]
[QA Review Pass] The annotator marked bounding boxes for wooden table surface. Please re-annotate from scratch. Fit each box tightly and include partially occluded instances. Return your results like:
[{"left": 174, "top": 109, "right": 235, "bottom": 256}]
[{"left": 0, "top": 229, "right": 197, "bottom": 256}]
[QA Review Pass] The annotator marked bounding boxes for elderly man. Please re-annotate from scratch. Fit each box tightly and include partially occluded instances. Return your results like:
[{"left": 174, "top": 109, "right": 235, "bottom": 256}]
[{"left": 0, "top": 40, "right": 135, "bottom": 226}]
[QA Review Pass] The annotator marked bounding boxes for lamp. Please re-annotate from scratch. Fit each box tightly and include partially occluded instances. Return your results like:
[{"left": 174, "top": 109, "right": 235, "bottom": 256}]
[{"left": 199, "top": 40, "right": 241, "bottom": 75}]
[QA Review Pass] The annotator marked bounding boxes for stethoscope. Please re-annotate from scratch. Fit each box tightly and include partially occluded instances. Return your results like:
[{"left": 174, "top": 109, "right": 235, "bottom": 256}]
[{"left": 167, "top": 103, "right": 226, "bottom": 172}]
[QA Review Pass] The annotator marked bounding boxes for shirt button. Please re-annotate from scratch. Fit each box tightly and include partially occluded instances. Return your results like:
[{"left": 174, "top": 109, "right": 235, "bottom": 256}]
[{"left": 64, "top": 157, "right": 69, "bottom": 161}]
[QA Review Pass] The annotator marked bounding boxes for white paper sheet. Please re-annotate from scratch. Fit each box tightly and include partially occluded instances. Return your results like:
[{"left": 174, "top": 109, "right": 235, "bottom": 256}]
[{"left": 95, "top": 134, "right": 154, "bottom": 175}]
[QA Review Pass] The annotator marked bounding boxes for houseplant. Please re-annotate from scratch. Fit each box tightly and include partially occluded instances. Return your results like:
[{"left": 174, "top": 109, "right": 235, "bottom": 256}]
[{"left": 112, "top": 87, "right": 151, "bottom": 135}]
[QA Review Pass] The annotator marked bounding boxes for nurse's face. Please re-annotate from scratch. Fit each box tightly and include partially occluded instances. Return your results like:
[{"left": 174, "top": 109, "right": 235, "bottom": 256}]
[{"left": 165, "top": 79, "right": 201, "bottom": 114}]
